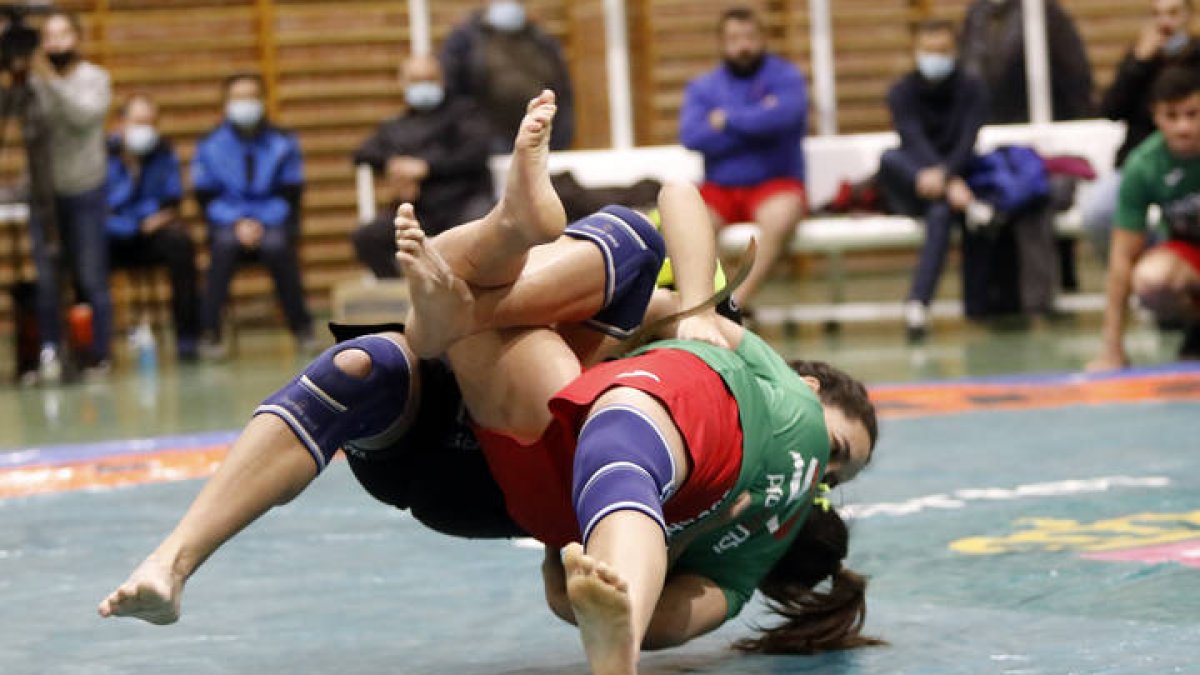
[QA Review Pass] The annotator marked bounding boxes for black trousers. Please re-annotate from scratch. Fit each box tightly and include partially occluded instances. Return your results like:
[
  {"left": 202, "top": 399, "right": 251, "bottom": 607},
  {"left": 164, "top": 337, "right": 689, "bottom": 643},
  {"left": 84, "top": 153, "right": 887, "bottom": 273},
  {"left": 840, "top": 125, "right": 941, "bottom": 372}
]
[{"left": 109, "top": 222, "right": 200, "bottom": 343}]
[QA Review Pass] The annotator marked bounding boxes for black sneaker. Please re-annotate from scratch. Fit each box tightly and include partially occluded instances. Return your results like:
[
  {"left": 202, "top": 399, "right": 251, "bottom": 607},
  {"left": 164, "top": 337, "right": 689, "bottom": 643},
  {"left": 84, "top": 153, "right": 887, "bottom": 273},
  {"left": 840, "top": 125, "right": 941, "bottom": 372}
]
[{"left": 1179, "top": 323, "right": 1200, "bottom": 361}]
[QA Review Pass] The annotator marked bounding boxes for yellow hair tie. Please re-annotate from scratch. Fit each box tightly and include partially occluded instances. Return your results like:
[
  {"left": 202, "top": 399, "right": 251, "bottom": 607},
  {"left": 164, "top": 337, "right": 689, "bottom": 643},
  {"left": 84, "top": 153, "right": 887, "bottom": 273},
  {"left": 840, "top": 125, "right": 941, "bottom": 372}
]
[{"left": 813, "top": 483, "right": 833, "bottom": 512}]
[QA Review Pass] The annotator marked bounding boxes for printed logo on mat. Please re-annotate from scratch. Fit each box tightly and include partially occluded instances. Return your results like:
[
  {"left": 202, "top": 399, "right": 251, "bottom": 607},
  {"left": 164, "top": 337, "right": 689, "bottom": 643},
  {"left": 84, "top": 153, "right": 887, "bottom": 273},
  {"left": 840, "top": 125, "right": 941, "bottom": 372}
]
[{"left": 950, "top": 510, "right": 1200, "bottom": 568}]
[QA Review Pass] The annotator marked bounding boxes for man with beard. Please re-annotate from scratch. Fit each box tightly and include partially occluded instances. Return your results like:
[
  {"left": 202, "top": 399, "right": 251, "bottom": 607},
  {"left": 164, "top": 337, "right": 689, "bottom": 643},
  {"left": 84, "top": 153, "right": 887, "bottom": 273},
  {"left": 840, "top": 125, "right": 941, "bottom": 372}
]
[{"left": 679, "top": 7, "right": 809, "bottom": 310}]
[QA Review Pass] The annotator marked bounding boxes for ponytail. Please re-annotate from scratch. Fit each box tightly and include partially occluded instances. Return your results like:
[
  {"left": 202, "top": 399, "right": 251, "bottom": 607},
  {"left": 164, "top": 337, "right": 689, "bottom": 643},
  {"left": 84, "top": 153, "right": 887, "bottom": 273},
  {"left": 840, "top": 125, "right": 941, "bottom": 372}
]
[{"left": 733, "top": 505, "right": 885, "bottom": 654}]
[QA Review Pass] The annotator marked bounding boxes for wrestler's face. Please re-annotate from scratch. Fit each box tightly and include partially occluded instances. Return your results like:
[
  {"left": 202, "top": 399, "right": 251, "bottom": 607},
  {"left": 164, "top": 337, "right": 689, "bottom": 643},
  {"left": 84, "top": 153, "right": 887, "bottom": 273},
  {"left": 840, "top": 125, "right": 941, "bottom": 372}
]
[
  {"left": 1154, "top": 93, "right": 1200, "bottom": 158},
  {"left": 821, "top": 405, "right": 873, "bottom": 488}
]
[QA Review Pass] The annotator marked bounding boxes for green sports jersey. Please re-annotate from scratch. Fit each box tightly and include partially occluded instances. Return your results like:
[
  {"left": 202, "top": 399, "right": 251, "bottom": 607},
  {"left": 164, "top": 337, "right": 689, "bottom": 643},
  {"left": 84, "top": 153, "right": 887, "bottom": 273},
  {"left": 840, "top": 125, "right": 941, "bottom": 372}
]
[
  {"left": 1116, "top": 132, "right": 1200, "bottom": 243},
  {"left": 632, "top": 331, "right": 830, "bottom": 618}
]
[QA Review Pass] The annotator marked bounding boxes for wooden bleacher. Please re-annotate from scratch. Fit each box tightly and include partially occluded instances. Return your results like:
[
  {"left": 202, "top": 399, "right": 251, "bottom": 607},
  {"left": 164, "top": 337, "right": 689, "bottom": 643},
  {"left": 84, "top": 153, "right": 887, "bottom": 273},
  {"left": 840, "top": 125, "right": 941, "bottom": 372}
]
[{"left": 0, "top": 0, "right": 1153, "bottom": 336}]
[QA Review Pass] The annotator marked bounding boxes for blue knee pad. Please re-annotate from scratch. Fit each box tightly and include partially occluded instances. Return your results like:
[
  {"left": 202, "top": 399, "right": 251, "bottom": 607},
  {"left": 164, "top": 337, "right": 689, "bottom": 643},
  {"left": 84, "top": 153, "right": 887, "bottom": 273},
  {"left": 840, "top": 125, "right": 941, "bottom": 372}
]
[
  {"left": 572, "top": 405, "right": 679, "bottom": 544},
  {"left": 565, "top": 205, "right": 667, "bottom": 338},
  {"left": 255, "top": 335, "right": 412, "bottom": 472}
]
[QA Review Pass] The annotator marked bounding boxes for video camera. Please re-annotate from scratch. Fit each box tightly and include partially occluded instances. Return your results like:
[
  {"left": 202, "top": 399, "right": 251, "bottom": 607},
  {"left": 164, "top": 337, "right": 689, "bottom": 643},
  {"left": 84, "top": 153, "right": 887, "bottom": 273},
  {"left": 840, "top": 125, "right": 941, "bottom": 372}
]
[{"left": 0, "top": 1, "right": 53, "bottom": 71}]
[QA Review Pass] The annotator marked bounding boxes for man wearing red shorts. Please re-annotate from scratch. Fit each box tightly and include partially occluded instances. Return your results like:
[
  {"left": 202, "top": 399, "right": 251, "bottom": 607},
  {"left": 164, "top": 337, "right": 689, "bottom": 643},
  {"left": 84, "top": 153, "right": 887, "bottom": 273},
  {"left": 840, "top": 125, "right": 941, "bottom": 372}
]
[
  {"left": 679, "top": 7, "right": 808, "bottom": 308},
  {"left": 1089, "top": 65, "right": 1200, "bottom": 371}
]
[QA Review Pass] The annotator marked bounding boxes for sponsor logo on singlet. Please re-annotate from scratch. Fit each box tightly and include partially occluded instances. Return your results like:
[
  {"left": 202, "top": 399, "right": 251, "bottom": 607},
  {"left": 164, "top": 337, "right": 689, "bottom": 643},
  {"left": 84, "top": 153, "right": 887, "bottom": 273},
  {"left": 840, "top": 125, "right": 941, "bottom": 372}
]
[{"left": 705, "top": 452, "right": 823, "bottom": 554}]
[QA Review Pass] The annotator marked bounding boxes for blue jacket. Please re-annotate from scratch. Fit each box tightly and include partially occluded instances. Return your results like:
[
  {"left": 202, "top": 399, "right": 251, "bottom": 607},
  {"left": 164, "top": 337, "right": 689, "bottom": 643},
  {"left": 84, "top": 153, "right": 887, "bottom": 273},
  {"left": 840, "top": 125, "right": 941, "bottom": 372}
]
[
  {"left": 191, "top": 122, "right": 304, "bottom": 229},
  {"left": 679, "top": 55, "right": 808, "bottom": 187},
  {"left": 106, "top": 135, "right": 184, "bottom": 239}
]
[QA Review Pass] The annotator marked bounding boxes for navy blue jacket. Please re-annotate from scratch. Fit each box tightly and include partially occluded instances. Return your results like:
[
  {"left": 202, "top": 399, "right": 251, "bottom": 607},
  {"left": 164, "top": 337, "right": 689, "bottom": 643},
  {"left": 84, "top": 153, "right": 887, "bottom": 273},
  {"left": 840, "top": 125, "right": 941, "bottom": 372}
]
[
  {"left": 679, "top": 54, "right": 808, "bottom": 186},
  {"left": 887, "top": 68, "right": 989, "bottom": 178},
  {"left": 105, "top": 135, "right": 184, "bottom": 239},
  {"left": 191, "top": 121, "right": 304, "bottom": 230}
]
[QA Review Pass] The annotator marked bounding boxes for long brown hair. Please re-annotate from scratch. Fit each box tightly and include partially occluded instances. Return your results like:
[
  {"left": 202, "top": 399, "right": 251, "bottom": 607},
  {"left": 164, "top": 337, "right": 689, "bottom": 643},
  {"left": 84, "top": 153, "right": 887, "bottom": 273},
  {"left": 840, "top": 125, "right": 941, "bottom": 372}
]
[{"left": 733, "top": 506, "right": 886, "bottom": 654}]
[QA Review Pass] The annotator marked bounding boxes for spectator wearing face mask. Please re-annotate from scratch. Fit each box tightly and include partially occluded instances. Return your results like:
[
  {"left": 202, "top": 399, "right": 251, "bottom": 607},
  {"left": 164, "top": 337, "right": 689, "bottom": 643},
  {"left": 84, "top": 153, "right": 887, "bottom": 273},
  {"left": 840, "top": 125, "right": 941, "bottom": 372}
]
[
  {"left": 678, "top": 6, "right": 809, "bottom": 310},
  {"left": 351, "top": 55, "right": 494, "bottom": 278},
  {"left": 105, "top": 94, "right": 199, "bottom": 361},
  {"left": 440, "top": 0, "right": 574, "bottom": 151},
  {"left": 27, "top": 10, "right": 114, "bottom": 381},
  {"left": 877, "top": 20, "right": 989, "bottom": 341},
  {"left": 1085, "top": 0, "right": 1200, "bottom": 260},
  {"left": 191, "top": 72, "right": 312, "bottom": 358}
]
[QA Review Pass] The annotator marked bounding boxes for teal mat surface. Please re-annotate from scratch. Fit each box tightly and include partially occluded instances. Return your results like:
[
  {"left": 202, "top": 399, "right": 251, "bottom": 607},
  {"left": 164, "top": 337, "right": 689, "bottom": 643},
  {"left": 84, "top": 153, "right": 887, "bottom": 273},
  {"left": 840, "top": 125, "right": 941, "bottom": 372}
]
[{"left": 1, "top": 398, "right": 1197, "bottom": 674}]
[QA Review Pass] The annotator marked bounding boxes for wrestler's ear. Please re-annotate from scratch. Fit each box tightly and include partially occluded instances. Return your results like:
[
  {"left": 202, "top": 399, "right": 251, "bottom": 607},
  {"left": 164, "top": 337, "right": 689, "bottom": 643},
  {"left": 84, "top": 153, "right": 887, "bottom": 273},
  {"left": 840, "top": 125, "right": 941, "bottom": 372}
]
[{"left": 799, "top": 375, "right": 821, "bottom": 395}]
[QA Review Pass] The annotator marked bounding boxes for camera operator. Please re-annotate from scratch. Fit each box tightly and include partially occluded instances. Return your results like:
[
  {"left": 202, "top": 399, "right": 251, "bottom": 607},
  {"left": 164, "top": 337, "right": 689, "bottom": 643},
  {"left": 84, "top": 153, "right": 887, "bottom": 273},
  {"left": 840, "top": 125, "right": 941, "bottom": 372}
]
[{"left": 23, "top": 10, "right": 113, "bottom": 381}]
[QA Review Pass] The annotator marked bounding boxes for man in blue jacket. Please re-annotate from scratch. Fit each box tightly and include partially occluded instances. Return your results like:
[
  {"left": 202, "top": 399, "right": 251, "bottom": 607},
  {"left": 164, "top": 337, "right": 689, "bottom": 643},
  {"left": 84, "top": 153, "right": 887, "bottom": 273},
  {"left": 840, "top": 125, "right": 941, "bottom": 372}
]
[
  {"left": 106, "top": 94, "right": 200, "bottom": 360},
  {"left": 878, "top": 20, "right": 989, "bottom": 340},
  {"left": 192, "top": 73, "right": 313, "bottom": 357},
  {"left": 679, "top": 6, "right": 808, "bottom": 309}
]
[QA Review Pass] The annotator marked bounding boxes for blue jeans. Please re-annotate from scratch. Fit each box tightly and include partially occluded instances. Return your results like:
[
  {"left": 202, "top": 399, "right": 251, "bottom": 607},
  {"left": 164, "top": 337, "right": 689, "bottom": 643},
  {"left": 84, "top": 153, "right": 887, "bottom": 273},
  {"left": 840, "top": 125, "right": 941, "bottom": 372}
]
[
  {"left": 28, "top": 183, "right": 113, "bottom": 361},
  {"left": 202, "top": 226, "right": 312, "bottom": 338}
]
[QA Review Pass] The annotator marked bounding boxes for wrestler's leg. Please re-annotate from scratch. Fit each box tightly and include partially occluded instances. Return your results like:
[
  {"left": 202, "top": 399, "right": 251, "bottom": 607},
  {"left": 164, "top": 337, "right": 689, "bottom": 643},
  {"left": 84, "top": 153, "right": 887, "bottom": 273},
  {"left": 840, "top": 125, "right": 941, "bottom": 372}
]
[
  {"left": 417, "top": 90, "right": 566, "bottom": 290},
  {"left": 564, "top": 387, "right": 692, "bottom": 675},
  {"left": 399, "top": 202, "right": 665, "bottom": 358},
  {"left": 98, "top": 334, "right": 419, "bottom": 624},
  {"left": 96, "top": 415, "right": 317, "bottom": 624}
]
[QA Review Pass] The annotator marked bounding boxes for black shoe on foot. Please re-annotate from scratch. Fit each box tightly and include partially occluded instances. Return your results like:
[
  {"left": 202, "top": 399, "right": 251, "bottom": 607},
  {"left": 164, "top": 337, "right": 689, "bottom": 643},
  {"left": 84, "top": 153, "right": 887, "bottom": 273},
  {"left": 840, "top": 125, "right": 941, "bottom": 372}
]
[{"left": 1179, "top": 323, "right": 1200, "bottom": 361}]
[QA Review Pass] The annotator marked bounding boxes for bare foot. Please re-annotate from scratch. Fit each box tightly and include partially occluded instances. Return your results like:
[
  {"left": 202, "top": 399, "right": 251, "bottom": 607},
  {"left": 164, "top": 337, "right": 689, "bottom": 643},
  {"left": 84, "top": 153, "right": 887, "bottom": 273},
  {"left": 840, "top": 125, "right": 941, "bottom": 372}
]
[
  {"left": 564, "top": 543, "right": 637, "bottom": 675},
  {"left": 498, "top": 89, "right": 567, "bottom": 247},
  {"left": 97, "top": 555, "right": 184, "bottom": 625},
  {"left": 394, "top": 204, "right": 476, "bottom": 357}
]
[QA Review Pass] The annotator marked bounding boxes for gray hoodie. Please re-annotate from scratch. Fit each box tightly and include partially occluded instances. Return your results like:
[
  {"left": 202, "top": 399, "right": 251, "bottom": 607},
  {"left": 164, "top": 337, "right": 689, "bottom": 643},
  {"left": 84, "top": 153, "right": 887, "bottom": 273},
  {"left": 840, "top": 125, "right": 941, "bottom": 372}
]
[{"left": 31, "top": 60, "right": 112, "bottom": 196}]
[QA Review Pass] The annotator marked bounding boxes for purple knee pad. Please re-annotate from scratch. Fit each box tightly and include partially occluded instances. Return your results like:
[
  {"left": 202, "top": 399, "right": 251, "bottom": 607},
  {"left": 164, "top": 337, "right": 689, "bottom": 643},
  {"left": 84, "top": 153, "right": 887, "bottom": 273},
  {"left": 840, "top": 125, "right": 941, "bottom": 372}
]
[
  {"left": 572, "top": 405, "right": 679, "bottom": 544},
  {"left": 564, "top": 205, "right": 667, "bottom": 338},
  {"left": 255, "top": 335, "right": 412, "bottom": 472}
]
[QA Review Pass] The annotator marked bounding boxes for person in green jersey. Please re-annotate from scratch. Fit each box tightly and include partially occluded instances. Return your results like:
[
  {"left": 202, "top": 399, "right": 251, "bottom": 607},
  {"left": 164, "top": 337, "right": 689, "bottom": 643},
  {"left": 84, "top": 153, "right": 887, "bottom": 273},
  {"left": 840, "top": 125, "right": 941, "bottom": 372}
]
[
  {"left": 1089, "top": 65, "right": 1200, "bottom": 371},
  {"left": 100, "top": 92, "right": 882, "bottom": 669}
]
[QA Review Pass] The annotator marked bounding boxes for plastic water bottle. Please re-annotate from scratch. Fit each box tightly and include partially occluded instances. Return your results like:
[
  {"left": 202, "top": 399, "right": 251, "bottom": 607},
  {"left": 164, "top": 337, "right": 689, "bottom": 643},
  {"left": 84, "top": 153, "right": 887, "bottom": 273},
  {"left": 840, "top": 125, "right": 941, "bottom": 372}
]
[{"left": 130, "top": 322, "right": 158, "bottom": 375}]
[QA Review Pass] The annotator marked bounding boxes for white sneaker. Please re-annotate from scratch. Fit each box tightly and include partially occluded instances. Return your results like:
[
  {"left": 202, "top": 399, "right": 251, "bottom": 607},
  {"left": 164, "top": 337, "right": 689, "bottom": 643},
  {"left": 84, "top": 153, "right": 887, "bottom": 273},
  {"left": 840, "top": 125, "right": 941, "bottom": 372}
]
[
  {"left": 965, "top": 201, "right": 995, "bottom": 232},
  {"left": 904, "top": 300, "right": 929, "bottom": 342},
  {"left": 38, "top": 346, "right": 63, "bottom": 385}
]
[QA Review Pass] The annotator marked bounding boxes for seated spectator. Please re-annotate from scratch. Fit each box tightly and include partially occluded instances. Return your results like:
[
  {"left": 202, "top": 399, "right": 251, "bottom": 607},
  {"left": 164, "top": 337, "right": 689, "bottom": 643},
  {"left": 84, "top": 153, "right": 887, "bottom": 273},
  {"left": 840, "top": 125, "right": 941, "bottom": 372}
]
[
  {"left": 192, "top": 73, "right": 313, "bottom": 357},
  {"left": 352, "top": 55, "right": 494, "bottom": 278},
  {"left": 27, "top": 10, "right": 113, "bottom": 381},
  {"left": 960, "top": 0, "right": 1094, "bottom": 124},
  {"left": 679, "top": 6, "right": 808, "bottom": 310},
  {"left": 106, "top": 94, "right": 200, "bottom": 361},
  {"left": 878, "top": 20, "right": 989, "bottom": 341},
  {"left": 1086, "top": 0, "right": 1200, "bottom": 260},
  {"left": 1088, "top": 66, "right": 1200, "bottom": 372},
  {"left": 440, "top": 0, "right": 574, "bottom": 152}
]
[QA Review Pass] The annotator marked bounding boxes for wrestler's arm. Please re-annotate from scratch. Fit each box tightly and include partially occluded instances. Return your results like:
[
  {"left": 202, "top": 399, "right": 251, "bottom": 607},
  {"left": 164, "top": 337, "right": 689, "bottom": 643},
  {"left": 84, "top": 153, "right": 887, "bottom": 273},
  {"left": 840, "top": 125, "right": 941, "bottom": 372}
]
[
  {"left": 541, "top": 548, "right": 728, "bottom": 648},
  {"left": 541, "top": 490, "right": 748, "bottom": 640},
  {"left": 542, "top": 547, "right": 576, "bottom": 624},
  {"left": 642, "top": 574, "right": 729, "bottom": 650},
  {"left": 656, "top": 181, "right": 728, "bottom": 347}
]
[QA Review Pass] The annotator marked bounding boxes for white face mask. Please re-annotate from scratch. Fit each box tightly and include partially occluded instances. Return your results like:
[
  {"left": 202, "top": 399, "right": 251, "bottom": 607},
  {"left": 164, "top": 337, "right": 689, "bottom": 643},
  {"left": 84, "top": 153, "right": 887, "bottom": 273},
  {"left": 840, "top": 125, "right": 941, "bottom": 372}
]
[
  {"left": 1163, "top": 31, "right": 1190, "bottom": 56},
  {"left": 123, "top": 124, "right": 159, "bottom": 156},
  {"left": 485, "top": 1, "right": 526, "bottom": 32},
  {"left": 405, "top": 81, "right": 445, "bottom": 111},
  {"left": 916, "top": 52, "right": 956, "bottom": 82},
  {"left": 226, "top": 99, "right": 264, "bottom": 129}
]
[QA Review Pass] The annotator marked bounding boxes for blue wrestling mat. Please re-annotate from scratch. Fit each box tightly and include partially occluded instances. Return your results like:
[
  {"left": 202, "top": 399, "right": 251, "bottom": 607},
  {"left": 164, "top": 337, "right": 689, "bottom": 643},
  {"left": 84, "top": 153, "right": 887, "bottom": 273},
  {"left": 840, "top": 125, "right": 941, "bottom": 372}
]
[{"left": 1, "top": 367, "right": 1197, "bottom": 674}]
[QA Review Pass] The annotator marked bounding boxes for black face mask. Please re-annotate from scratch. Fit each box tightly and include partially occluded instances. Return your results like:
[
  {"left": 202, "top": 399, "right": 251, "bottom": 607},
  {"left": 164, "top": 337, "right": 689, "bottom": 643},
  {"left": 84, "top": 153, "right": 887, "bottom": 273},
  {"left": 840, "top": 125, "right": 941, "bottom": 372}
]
[
  {"left": 46, "top": 50, "right": 78, "bottom": 71},
  {"left": 724, "top": 52, "right": 766, "bottom": 79}
]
